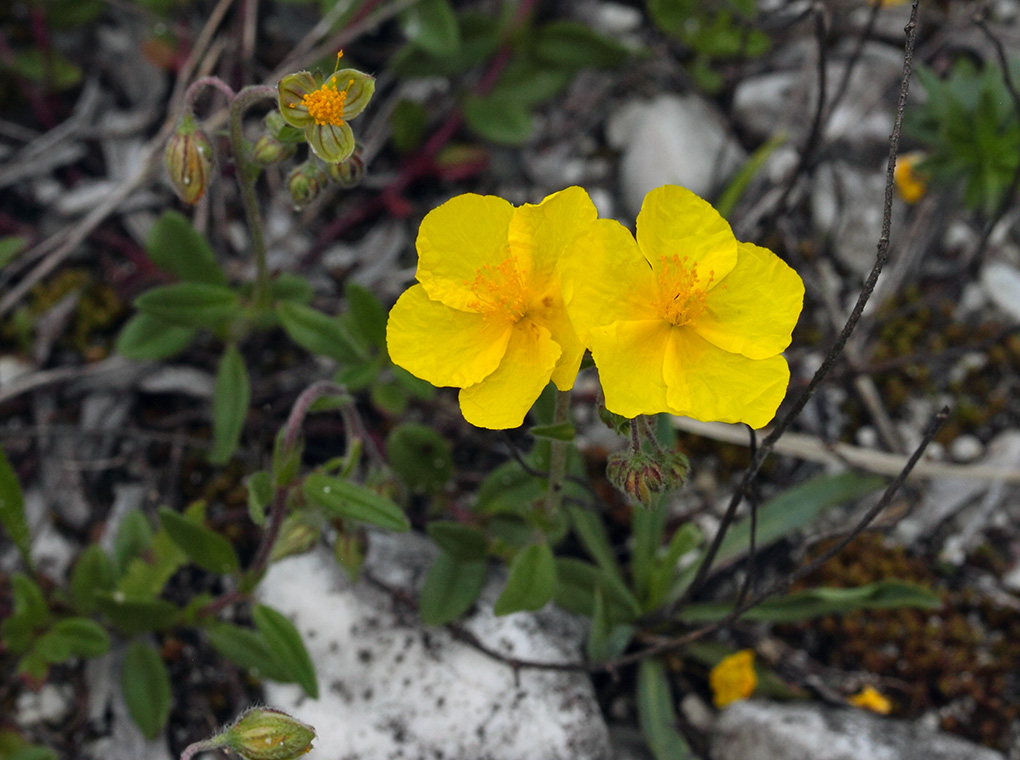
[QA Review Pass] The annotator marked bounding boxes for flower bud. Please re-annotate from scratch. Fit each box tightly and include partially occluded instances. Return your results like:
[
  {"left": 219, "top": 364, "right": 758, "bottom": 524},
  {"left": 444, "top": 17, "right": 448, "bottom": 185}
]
[
  {"left": 287, "top": 161, "right": 328, "bottom": 209},
  {"left": 606, "top": 449, "right": 689, "bottom": 507},
  {"left": 325, "top": 148, "right": 365, "bottom": 189},
  {"left": 221, "top": 708, "right": 315, "bottom": 760},
  {"left": 164, "top": 114, "right": 213, "bottom": 204},
  {"left": 269, "top": 514, "right": 321, "bottom": 563},
  {"left": 253, "top": 134, "right": 295, "bottom": 166}
]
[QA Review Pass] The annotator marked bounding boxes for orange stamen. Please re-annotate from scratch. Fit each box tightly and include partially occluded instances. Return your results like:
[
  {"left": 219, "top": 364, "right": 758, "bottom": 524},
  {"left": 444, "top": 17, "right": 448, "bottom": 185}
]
[{"left": 654, "top": 255, "right": 714, "bottom": 327}]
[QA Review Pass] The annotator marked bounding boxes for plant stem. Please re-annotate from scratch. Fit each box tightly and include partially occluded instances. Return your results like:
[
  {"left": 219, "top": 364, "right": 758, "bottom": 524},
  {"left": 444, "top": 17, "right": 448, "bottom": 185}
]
[
  {"left": 227, "top": 84, "right": 277, "bottom": 310},
  {"left": 544, "top": 390, "right": 572, "bottom": 515}
]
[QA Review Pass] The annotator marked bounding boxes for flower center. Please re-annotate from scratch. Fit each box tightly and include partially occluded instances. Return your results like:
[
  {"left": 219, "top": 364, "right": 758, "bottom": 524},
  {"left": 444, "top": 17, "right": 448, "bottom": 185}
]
[
  {"left": 301, "top": 76, "right": 353, "bottom": 126},
  {"left": 654, "top": 255, "right": 714, "bottom": 327},
  {"left": 464, "top": 254, "right": 528, "bottom": 324}
]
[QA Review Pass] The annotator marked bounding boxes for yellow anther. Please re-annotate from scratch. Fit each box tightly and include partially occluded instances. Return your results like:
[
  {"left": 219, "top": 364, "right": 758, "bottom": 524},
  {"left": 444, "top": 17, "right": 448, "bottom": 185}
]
[
  {"left": 302, "top": 80, "right": 349, "bottom": 126},
  {"left": 654, "top": 255, "right": 713, "bottom": 327},
  {"left": 464, "top": 256, "right": 528, "bottom": 324}
]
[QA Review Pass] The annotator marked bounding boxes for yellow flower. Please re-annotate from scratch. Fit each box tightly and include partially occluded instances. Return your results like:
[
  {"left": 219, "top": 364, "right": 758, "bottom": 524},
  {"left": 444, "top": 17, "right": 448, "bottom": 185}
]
[
  {"left": 278, "top": 54, "right": 374, "bottom": 164},
  {"left": 386, "top": 188, "right": 595, "bottom": 429},
  {"left": 894, "top": 152, "right": 928, "bottom": 204},
  {"left": 848, "top": 685, "right": 892, "bottom": 714},
  {"left": 563, "top": 185, "right": 804, "bottom": 428},
  {"left": 709, "top": 649, "right": 757, "bottom": 708}
]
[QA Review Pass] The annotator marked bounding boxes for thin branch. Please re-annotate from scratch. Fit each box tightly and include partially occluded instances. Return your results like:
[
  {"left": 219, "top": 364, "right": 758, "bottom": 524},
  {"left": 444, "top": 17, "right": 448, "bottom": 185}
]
[{"left": 669, "top": 0, "right": 921, "bottom": 613}]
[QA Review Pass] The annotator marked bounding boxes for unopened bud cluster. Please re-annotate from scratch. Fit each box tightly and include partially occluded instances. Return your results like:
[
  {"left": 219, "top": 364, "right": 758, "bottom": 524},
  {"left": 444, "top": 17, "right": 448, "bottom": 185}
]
[{"left": 606, "top": 449, "right": 689, "bottom": 507}]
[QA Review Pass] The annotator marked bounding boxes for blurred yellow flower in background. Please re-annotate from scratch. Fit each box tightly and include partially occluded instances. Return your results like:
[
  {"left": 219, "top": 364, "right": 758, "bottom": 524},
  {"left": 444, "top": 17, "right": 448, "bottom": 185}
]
[
  {"left": 386, "top": 188, "right": 595, "bottom": 429},
  {"left": 894, "top": 152, "right": 929, "bottom": 204},
  {"left": 563, "top": 185, "right": 804, "bottom": 428},
  {"left": 709, "top": 649, "right": 758, "bottom": 708},
  {"left": 848, "top": 685, "right": 893, "bottom": 714}
]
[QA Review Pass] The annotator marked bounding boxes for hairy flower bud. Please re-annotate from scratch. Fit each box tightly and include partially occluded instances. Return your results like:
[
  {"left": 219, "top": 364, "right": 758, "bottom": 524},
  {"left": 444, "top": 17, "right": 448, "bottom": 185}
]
[
  {"left": 325, "top": 148, "right": 364, "bottom": 188},
  {"left": 220, "top": 708, "right": 315, "bottom": 760},
  {"left": 287, "top": 161, "right": 328, "bottom": 209},
  {"left": 606, "top": 449, "right": 689, "bottom": 507},
  {"left": 164, "top": 114, "right": 213, "bottom": 204},
  {"left": 253, "top": 134, "right": 295, "bottom": 166}
]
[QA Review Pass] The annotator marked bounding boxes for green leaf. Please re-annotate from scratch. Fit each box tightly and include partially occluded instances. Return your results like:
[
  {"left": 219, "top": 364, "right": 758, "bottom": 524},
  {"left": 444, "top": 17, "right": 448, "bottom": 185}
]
[
  {"left": 389, "top": 11, "right": 501, "bottom": 78},
  {"left": 121, "top": 641, "right": 171, "bottom": 739},
  {"left": 94, "top": 594, "right": 180, "bottom": 635},
  {"left": 253, "top": 604, "right": 318, "bottom": 698},
  {"left": 277, "top": 301, "right": 368, "bottom": 363},
  {"left": 631, "top": 498, "right": 668, "bottom": 603},
  {"left": 385, "top": 423, "right": 453, "bottom": 495},
  {"left": 344, "top": 282, "right": 388, "bottom": 349},
  {"left": 715, "top": 132, "right": 786, "bottom": 220},
  {"left": 0, "top": 448, "right": 32, "bottom": 568},
  {"left": 426, "top": 521, "right": 488, "bottom": 560},
  {"left": 400, "top": 0, "right": 460, "bottom": 56},
  {"left": 36, "top": 618, "right": 110, "bottom": 661},
  {"left": 0, "top": 236, "right": 28, "bottom": 270},
  {"left": 209, "top": 345, "right": 250, "bottom": 465},
  {"left": 157, "top": 506, "right": 240, "bottom": 574},
  {"left": 205, "top": 622, "right": 292, "bottom": 682},
  {"left": 672, "top": 472, "right": 884, "bottom": 600},
  {"left": 272, "top": 429, "right": 304, "bottom": 489},
  {"left": 679, "top": 581, "right": 942, "bottom": 624},
  {"left": 488, "top": 56, "right": 572, "bottom": 107},
  {"left": 419, "top": 552, "right": 487, "bottom": 625},
  {"left": 553, "top": 557, "right": 641, "bottom": 620},
  {"left": 638, "top": 659, "right": 693, "bottom": 760},
  {"left": 528, "top": 422, "right": 576, "bottom": 441},
  {"left": 7, "top": 48, "right": 81, "bottom": 90},
  {"left": 494, "top": 542, "right": 556, "bottom": 615},
  {"left": 462, "top": 94, "right": 533, "bottom": 145},
  {"left": 303, "top": 473, "right": 411, "bottom": 532},
  {"left": 145, "top": 211, "right": 226, "bottom": 286},
  {"left": 247, "top": 470, "right": 274, "bottom": 526},
  {"left": 117, "top": 524, "right": 187, "bottom": 598},
  {"left": 134, "top": 282, "right": 241, "bottom": 330},
  {"left": 533, "top": 20, "right": 630, "bottom": 70},
  {"left": 586, "top": 587, "right": 634, "bottom": 662},
  {"left": 270, "top": 273, "right": 315, "bottom": 304},
  {"left": 113, "top": 509, "right": 154, "bottom": 574},
  {"left": 567, "top": 506, "right": 627, "bottom": 589},
  {"left": 389, "top": 99, "right": 428, "bottom": 153},
  {"left": 115, "top": 313, "right": 196, "bottom": 360},
  {"left": 646, "top": 524, "right": 701, "bottom": 611},
  {"left": 70, "top": 545, "right": 116, "bottom": 613},
  {"left": 1, "top": 574, "right": 50, "bottom": 653},
  {"left": 0, "top": 731, "right": 58, "bottom": 760}
]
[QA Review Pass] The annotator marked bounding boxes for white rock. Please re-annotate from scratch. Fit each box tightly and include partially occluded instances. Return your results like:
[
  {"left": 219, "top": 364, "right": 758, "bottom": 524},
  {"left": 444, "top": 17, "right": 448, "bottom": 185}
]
[
  {"left": 980, "top": 262, "right": 1020, "bottom": 322},
  {"left": 258, "top": 534, "right": 610, "bottom": 760},
  {"left": 949, "top": 435, "right": 983, "bottom": 462},
  {"left": 607, "top": 95, "right": 746, "bottom": 217},
  {"left": 712, "top": 700, "right": 1005, "bottom": 760},
  {"left": 16, "top": 683, "right": 74, "bottom": 726},
  {"left": 137, "top": 365, "right": 215, "bottom": 398}
]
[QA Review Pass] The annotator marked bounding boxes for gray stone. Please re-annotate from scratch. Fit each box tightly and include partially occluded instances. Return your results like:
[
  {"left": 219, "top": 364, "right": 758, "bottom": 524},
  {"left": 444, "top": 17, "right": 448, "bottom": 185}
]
[
  {"left": 981, "top": 261, "right": 1020, "bottom": 322},
  {"left": 607, "top": 95, "right": 746, "bottom": 217},
  {"left": 258, "top": 533, "right": 610, "bottom": 760},
  {"left": 711, "top": 700, "right": 1004, "bottom": 760}
]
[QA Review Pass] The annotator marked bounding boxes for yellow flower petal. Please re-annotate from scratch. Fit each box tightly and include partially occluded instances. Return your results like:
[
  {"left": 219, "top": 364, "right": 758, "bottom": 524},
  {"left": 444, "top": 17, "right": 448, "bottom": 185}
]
[
  {"left": 709, "top": 650, "right": 757, "bottom": 708},
  {"left": 663, "top": 329, "right": 790, "bottom": 428},
  {"left": 848, "top": 686, "right": 892, "bottom": 714},
  {"left": 588, "top": 319, "right": 673, "bottom": 419},
  {"left": 636, "top": 185, "right": 738, "bottom": 285},
  {"left": 509, "top": 186, "right": 598, "bottom": 293},
  {"left": 696, "top": 242, "right": 804, "bottom": 360},
  {"left": 415, "top": 194, "right": 516, "bottom": 310},
  {"left": 458, "top": 319, "right": 561, "bottom": 429},
  {"left": 386, "top": 285, "right": 510, "bottom": 388},
  {"left": 562, "top": 218, "right": 658, "bottom": 345}
]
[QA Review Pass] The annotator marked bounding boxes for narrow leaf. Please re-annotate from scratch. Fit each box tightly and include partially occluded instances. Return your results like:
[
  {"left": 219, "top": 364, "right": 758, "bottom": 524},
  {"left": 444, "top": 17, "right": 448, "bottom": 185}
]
[
  {"left": 493, "top": 542, "right": 556, "bottom": 615},
  {"left": 638, "top": 659, "right": 692, "bottom": 760},
  {"left": 277, "top": 301, "right": 367, "bottom": 363},
  {"left": 205, "top": 622, "right": 292, "bottom": 683},
  {"left": 462, "top": 94, "right": 533, "bottom": 145},
  {"left": 94, "top": 594, "right": 179, "bottom": 635},
  {"left": 303, "top": 473, "right": 410, "bottom": 532},
  {"left": 157, "top": 506, "right": 240, "bottom": 574},
  {"left": 134, "top": 282, "right": 240, "bottom": 330},
  {"left": 209, "top": 345, "right": 250, "bottom": 465},
  {"left": 121, "top": 641, "right": 171, "bottom": 739},
  {"left": 246, "top": 470, "right": 273, "bottom": 526},
  {"left": 426, "top": 521, "right": 489, "bottom": 561},
  {"left": 115, "top": 314, "right": 196, "bottom": 361},
  {"left": 0, "top": 448, "right": 32, "bottom": 567},
  {"left": 253, "top": 604, "right": 318, "bottom": 699},
  {"left": 145, "top": 210, "right": 226, "bottom": 286},
  {"left": 70, "top": 545, "right": 116, "bottom": 613},
  {"left": 419, "top": 552, "right": 487, "bottom": 625}
]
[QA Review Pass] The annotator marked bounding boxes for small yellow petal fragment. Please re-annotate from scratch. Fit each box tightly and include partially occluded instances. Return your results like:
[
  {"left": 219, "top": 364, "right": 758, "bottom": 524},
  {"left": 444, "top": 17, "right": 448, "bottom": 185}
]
[
  {"left": 894, "top": 152, "right": 928, "bottom": 204},
  {"left": 709, "top": 649, "right": 757, "bottom": 708},
  {"left": 848, "top": 686, "right": 892, "bottom": 715}
]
